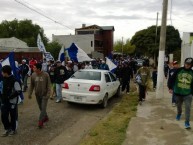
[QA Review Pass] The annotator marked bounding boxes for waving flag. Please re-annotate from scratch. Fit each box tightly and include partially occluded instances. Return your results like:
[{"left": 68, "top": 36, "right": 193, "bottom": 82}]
[
  {"left": 0, "top": 52, "right": 24, "bottom": 102},
  {"left": 105, "top": 57, "right": 117, "bottom": 71},
  {"left": 66, "top": 43, "right": 91, "bottom": 62},
  {"left": 58, "top": 45, "right": 65, "bottom": 62},
  {"left": 37, "top": 33, "right": 46, "bottom": 53},
  {"left": 44, "top": 52, "right": 54, "bottom": 61}
]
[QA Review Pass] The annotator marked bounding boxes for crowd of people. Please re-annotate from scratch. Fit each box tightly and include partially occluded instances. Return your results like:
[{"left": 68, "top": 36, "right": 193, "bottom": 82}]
[{"left": 1, "top": 55, "right": 193, "bottom": 137}]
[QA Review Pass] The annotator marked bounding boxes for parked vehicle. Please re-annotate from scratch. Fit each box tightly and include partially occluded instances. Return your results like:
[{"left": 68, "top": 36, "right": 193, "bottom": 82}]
[
  {"left": 136, "top": 59, "right": 144, "bottom": 67},
  {"left": 62, "top": 69, "right": 120, "bottom": 108}
]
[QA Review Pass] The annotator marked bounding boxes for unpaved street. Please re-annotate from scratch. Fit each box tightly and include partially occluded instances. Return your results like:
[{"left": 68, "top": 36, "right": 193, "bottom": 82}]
[{"left": 0, "top": 92, "right": 121, "bottom": 145}]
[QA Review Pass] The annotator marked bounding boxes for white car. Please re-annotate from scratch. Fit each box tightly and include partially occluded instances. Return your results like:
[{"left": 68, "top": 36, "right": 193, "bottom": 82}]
[{"left": 62, "top": 69, "right": 121, "bottom": 108}]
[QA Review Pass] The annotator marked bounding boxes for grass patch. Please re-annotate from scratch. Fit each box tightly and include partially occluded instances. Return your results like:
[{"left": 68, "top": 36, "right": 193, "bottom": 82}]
[{"left": 80, "top": 92, "right": 138, "bottom": 145}]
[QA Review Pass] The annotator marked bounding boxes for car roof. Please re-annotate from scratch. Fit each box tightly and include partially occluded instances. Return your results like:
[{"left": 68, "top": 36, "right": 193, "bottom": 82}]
[{"left": 78, "top": 69, "right": 109, "bottom": 73}]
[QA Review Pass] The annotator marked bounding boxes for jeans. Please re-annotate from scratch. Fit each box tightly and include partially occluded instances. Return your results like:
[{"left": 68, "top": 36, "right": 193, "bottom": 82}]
[
  {"left": 22, "top": 75, "right": 28, "bottom": 91},
  {"left": 122, "top": 80, "right": 130, "bottom": 93},
  {"left": 139, "top": 85, "right": 146, "bottom": 101},
  {"left": 175, "top": 94, "right": 192, "bottom": 122},
  {"left": 56, "top": 84, "right": 62, "bottom": 101},
  {"left": 36, "top": 96, "right": 48, "bottom": 121},
  {"left": 172, "top": 92, "right": 176, "bottom": 104},
  {"left": 1, "top": 103, "right": 18, "bottom": 131}
]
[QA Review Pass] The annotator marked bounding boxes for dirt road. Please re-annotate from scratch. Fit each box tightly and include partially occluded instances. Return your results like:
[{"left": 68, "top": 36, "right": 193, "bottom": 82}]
[{"left": 0, "top": 92, "right": 121, "bottom": 145}]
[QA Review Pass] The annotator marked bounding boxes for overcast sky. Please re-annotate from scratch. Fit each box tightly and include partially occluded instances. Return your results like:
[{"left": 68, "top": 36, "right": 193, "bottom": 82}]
[{"left": 1, "top": 0, "right": 193, "bottom": 42}]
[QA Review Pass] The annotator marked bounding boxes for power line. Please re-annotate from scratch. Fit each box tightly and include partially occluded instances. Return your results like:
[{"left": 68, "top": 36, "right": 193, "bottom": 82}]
[{"left": 14, "top": 0, "right": 74, "bottom": 31}]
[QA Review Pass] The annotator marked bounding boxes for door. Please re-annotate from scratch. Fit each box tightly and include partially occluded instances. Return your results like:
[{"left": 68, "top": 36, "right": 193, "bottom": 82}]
[
  {"left": 109, "top": 72, "right": 118, "bottom": 95},
  {"left": 104, "top": 73, "right": 113, "bottom": 97}
]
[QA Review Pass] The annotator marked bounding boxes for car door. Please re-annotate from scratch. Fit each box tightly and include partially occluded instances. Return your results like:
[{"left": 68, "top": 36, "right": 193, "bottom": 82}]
[
  {"left": 104, "top": 73, "right": 113, "bottom": 97},
  {"left": 109, "top": 72, "right": 119, "bottom": 95}
]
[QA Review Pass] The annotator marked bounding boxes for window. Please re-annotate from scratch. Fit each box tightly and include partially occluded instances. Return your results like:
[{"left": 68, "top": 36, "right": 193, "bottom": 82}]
[
  {"left": 109, "top": 72, "right": 116, "bottom": 82},
  {"left": 71, "top": 71, "right": 101, "bottom": 81},
  {"left": 91, "top": 41, "right": 93, "bottom": 47},
  {"left": 105, "top": 74, "right": 111, "bottom": 83}
]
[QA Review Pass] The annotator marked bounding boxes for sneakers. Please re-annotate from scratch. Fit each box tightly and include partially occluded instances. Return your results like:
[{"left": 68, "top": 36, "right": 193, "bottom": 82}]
[
  {"left": 55, "top": 99, "right": 61, "bottom": 103},
  {"left": 43, "top": 116, "right": 49, "bottom": 123},
  {"left": 1, "top": 130, "right": 10, "bottom": 137},
  {"left": 8, "top": 130, "right": 17, "bottom": 136},
  {"left": 176, "top": 114, "right": 181, "bottom": 121},
  {"left": 139, "top": 101, "right": 142, "bottom": 105},
  {"left": 126, "top": 92, "right": 130, "bottom": 95},
  {"left": 38, "top": 121, "right": 44, "bottom": 129},
  {"left": 185, "top": 121, "right": 191, "bottom": 129}
]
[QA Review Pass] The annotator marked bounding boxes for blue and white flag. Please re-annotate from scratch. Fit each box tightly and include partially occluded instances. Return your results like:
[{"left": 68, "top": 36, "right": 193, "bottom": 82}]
[
  {"left": 58, "top": 46, "right": 65, "bottom": 62},
  {"left": 105, "top": 57, "right": 117, "bottom": 71},
  {"left": 44, "top": 52, "right": 54, "bottom": 61},
  {"left": 37, "top": 34, "right": 47, "bottom": 53},
  {"left": 66, "top": 43, "right": 91, "bottom": 62},
  {"left": 0, "top": 52, "right": 24, "bottom": 102}
]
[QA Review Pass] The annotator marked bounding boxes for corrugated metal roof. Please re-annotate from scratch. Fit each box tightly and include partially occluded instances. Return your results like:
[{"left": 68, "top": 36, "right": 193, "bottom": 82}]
[
  {"left": 0, "top": 47, "right": 40, "bottom": 52},
  {"left": 0, "top": 37, "right": 28, "bottom": 48},
  {"left": 100, "top": 26, "right": 115, "bottom": 31},
  {"left": 76, "top": 25, "right": 114, "bottom": 31}
]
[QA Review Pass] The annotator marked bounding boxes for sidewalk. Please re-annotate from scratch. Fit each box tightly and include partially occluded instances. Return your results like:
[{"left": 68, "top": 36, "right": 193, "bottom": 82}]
[{"left": 123, "top": 84, "right": 193, "bottom": 145}]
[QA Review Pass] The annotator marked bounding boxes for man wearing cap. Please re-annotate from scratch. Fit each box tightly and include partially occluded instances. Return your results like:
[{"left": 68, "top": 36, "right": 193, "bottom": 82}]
[
  {"left": 19, "top": 59, "right": 30, "bottom": 92},
  {"left": 167, "top": 61, "right": 179, "bottom": 107},
  {"left": 168, "top": 57, "right": 193, "bottom": 129},
  {"left": 54, "top": 60, "right": 67, "bottom": 103}
]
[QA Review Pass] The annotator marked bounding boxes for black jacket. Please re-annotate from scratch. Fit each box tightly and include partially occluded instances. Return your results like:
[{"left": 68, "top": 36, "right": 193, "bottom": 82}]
[
  {"left": 54, "top": 66, "right": 68, "bottom": 84},
  {"left": 121, "top": 66, "right": 133, "bottom": 81},
  {"left": 1, "top": 75, "right": 21, "bottom": 104}
]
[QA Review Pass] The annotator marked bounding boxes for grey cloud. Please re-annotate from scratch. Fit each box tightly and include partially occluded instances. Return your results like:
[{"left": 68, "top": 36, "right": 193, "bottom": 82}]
[{"left": 95, "top": 14, "right": 156, "bottom": 21}]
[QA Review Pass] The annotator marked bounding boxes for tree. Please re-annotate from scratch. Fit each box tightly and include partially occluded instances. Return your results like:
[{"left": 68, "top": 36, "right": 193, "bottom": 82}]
[
  {"left": 130, "top": 25, "right": 181, "bottom": 57},
  {"left": 123, "top": 39, "right": 136, "bottom": 55},
  {"left": 0, "top": 19, "right": 48, "bottom": 47},
  {"left": 46, "top": 41, "right": 62, "bottom": 60},
  {"left": 114, "top": 39, "right": 135, "bottom": 55}
]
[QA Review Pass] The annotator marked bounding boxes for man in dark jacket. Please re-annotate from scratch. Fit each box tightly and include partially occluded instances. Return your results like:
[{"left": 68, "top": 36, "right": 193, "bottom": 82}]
[
  {"left": 167, "top": 61, "right": 179, "bottom": 106},
  {"left": 19, "top": 59, "right": 30, "bottom": 92},
  {"left": 1, "top": 65, "right": 21, "bottom": 137},
  {"left": 54, "top": 61, "right": 67, "bottom": 103},
  {"left": 168, "top": 58, "right": 193, "bottom": 129},
  {"left": 121, "top": 62, "right": 133, "bottom": 94}
]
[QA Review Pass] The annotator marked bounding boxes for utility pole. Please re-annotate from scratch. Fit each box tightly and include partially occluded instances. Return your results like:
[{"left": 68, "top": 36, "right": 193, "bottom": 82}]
[
  {"left": 154, "top": 12, "right": 159, "bottom": 66},
  {"left": 156, "top": 0, "right": 168, "bottom": 99},
  {"left": 122, "top": 37, "right": 124, "bottom": 56}
]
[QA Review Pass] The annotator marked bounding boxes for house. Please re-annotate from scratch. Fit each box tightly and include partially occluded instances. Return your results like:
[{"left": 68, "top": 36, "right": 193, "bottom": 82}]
[
  {"left": 52, "top": 24, "right": 114, "bottom": 58},
  {"left": 0, "top": 37, "right": 43, "bottom": 63},
  {"left": 181, "top": 32, "right": 193, "bottom": 66}
]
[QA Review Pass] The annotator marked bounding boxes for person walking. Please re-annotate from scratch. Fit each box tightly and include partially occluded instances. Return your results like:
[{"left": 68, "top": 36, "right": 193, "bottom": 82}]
[
  {"left": 168, "top": 58, "right": 193, "bottom": 129},
  {"left": 152, "top": 67, "right": 157, "bottom": 90},
  {"left": 0, "top": 65, "right": 21, "bottom": 137},
  {"left": 48, "top": 64, "right": 56, "bottom": 100},
  {"left": 28, "top": 63, "right": 51, "bottom": 128},
  {"left": 121, "top": 62, "right": 133, "bottom": 94},
  {"left": 54, "top": 61, "right": 67, "bottom": 103},
  {"left": 136, "top": 62, "right": 150, "bottom": 105},
  {"left": 167, "top": 61, "right": 179, "bottom": 107},
  {"left": 19, "top": 59, "right": 30, "bottom": 92}
]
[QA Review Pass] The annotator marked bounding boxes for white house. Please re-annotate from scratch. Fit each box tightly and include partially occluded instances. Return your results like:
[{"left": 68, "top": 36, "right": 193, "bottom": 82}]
[
  {"left": 52, "top": 34, "right": 94, "bottom": 55},
  {"left": 181, "top": 32, "right": 193, "bottom": 66}
]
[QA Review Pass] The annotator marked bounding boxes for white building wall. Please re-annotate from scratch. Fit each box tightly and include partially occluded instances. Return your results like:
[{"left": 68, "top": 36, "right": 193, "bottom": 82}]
[
  {"left": 181, "top": 32, "right": 193, "bottom": 66},
  {"left": 52, "top": 34, "right": 94, "bottom": 55}
]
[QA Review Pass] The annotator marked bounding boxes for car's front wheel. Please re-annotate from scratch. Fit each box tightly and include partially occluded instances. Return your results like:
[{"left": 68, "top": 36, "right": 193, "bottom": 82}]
[{"left": 100, "top": 94, "right": 108, "bottom": 108}]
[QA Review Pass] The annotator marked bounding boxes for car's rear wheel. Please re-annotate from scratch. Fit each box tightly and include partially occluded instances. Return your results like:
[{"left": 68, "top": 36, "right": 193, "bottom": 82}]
[{"left": 101, "top": 94, "right": 108, "bottom": 108}]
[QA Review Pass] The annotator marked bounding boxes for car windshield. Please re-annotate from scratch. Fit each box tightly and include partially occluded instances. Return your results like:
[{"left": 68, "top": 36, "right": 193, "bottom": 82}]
[{"left": 71, "top": 71, "right": 101, "bottom": 81}]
